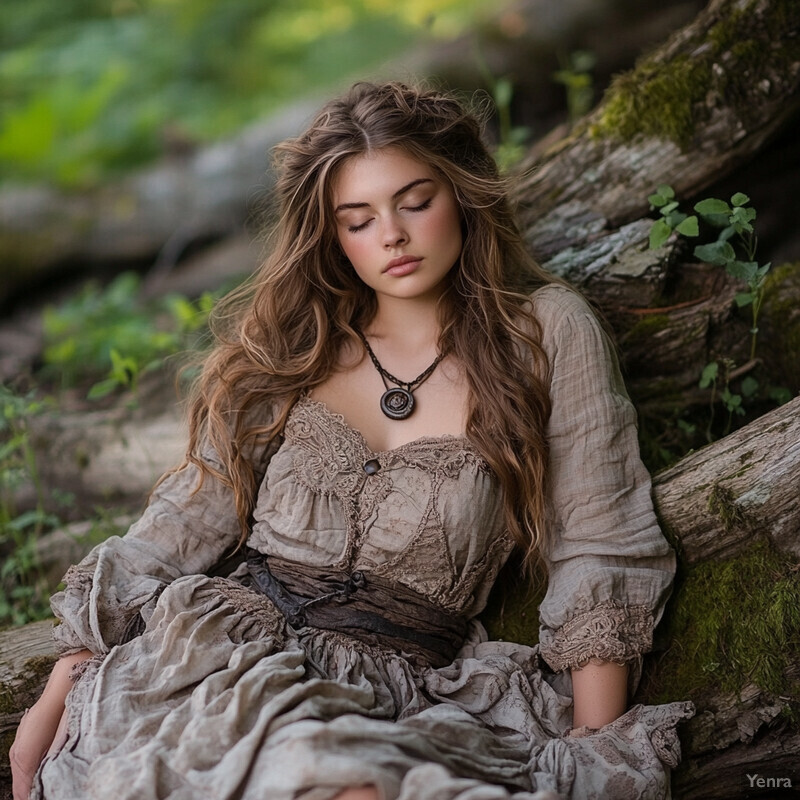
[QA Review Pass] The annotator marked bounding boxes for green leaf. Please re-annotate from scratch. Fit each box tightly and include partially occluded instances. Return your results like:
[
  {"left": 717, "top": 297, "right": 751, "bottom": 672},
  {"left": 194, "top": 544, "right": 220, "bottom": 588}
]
[
  {"left": 769, "top": 386, "right": 793, "bottom": 405},
  {"left": 695, "top": 198, "right": 731, "bottom": 216},
  {"left": 741, "top": 376, "right": 759, "bottom": 398},
  {"left": 665, "top": 211, "right": 687, "bottom": 228},
  {"left": 729, "top": 206, "right": 755, "bottom": 234},
  {"left": 721, "top": 388, "right": 742, "bottom": 413},
  {"left": 735, "top": 292, "right": 754, "bottom": 307},
  {"left": 656, "top": 184, "right": 675, "bottom": 200},
  {"left": 694, "top": 241, "right": 736, "bottom": 266},
  {"left": 648, "top": 192, "right": 667, "bottom": 208},
  {"left": 699, "top": 361, "right": 719, "bottom": 389},
  {"left": 493, "top": 77, "right": 513, "bottom": 109},
  {"left": 727, "top": 260, "right": 759, "bottom": 282},
  {"left": 660, "top": 201, "right": 679, "bottom": 215},
  {"left": 649, "top": 219, "right": 672, "bottom": 250},
  {"left": 730, "top": 192, "right": 750, "bottom": 206},
  {"left": 87, "top": 378, "right": 120, "bottom": 400},
  {"left": 675, "top": 215, "right": 699, "bottom": 236}
]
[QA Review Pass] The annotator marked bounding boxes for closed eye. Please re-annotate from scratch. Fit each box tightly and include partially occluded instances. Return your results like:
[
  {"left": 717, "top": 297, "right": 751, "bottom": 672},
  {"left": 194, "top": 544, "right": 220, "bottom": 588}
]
[
  {"left": 347, "top": 219, "right": 372, "bottom": 233},
  {"left": 407, "top": 198, "right": 432, "bottom": 212}
]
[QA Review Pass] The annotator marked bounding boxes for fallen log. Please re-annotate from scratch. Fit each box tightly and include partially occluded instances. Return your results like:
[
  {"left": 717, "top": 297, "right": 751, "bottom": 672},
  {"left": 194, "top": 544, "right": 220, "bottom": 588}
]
[
  {"left": 0, "top": 0, "right": 706, "bottom": 309},
  {"left": 514, "top": 0, "right": 800, "bottom": 403}
]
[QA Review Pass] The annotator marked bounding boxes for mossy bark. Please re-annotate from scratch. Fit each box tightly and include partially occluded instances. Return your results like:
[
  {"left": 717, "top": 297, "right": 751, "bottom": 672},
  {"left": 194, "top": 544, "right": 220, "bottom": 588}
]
[
  {"left": 0, "top": 620, "right": 57, "bottom": 790},
  {"left": 512, "top": 0, "right": 800, "bottom": 416}
]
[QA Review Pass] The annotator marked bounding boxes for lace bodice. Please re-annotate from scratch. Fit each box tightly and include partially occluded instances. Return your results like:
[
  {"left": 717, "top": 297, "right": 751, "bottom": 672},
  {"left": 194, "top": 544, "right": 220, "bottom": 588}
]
[{"left": 247, "top": 395, "right": 514, "bottom": 618}]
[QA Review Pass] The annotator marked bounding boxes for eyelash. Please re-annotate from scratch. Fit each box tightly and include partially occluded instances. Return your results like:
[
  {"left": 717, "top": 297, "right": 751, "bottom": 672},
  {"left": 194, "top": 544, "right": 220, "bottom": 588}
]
[{"left": 346, "top": 199, "right": 432, "bottom": 233}]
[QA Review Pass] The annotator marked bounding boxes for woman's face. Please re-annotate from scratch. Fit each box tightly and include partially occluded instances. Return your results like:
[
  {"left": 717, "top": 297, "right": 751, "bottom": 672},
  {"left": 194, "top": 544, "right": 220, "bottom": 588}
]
[{"left": 332, "top": 148, "right": 463, "bottom": 305}]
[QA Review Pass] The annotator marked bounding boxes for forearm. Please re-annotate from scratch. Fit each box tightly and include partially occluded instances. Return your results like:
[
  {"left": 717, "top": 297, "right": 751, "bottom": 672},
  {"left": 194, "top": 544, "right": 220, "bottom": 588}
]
[
  {"left": 39, "top": 649, "right": 94, "bottom": 717},
  {"left": 10, "top": 649, "right": 94, "bottom": 798},
  {"left": 570, "top": 660, "right": 628, "bottom": 729}
]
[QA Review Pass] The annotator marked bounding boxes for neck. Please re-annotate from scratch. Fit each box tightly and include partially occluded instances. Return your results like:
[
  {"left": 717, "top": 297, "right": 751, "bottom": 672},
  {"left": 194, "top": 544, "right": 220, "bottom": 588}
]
[{"left": 366, "top": 296, "right": 442, "bottom": 352}]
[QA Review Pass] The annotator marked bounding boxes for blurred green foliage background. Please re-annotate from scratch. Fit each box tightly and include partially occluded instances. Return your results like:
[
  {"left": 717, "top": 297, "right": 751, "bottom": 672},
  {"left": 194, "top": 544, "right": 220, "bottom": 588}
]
[{"left": 0, "top": 0, "right": 492, "bottom": 187}]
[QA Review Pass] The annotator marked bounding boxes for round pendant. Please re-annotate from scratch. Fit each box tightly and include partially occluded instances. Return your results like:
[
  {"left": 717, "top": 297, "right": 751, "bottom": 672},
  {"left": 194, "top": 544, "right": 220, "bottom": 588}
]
[{"left": 380, "top": 388, "right": 414, "bottom": 420}]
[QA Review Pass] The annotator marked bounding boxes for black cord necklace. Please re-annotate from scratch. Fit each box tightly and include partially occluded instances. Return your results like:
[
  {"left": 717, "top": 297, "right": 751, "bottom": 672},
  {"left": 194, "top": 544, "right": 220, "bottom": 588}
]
[{"left": 356, "top": 330, "right": 445, "bottom": 420}]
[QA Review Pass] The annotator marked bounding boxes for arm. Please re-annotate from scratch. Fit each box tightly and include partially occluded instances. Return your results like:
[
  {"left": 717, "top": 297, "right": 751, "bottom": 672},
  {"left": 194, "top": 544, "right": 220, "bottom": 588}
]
[
  {"left": 532, "top": 286, "right": 675, "bottom": 727},
  {"left": 52, "top": 419, "right": 281, "bottom": 657},
  {"left": 571, "top": 661, "right": 629, "bottom": 729},
  {"left": 10, "top": 650, "right": 93, "bottom": 800}
]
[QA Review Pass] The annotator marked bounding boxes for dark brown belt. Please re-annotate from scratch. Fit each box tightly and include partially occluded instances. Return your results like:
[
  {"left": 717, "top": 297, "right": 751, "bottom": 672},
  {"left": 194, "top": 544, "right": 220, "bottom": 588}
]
[{"left": 245, "top": 549, "right": 467, "bottom": 667}]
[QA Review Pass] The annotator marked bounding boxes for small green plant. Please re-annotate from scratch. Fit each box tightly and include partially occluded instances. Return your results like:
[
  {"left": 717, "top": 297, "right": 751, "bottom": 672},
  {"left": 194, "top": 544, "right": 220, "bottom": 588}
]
[
  {"left": 643, "top": 185, "right": 791, "bottom": 452},
  {"left": 41, "top": 272, "right": 216, "bottom": 399},
  {"left": 489, "top": 76, "right": 531, "bottom": 173},
  {"left": 0, "top": 386, "right": 58, "bottom": 627},
  {"left": 472, "top": 48, "right": 530, "bottom": 173},
  {"left": 553, "top": 50, "right": 596, "bottom": 125},
  {"left": 648, "top": 185, "right": 770, "bottom": 360},
  {"left": 697, "top": 359, "right": 760, "bottom": 441}
]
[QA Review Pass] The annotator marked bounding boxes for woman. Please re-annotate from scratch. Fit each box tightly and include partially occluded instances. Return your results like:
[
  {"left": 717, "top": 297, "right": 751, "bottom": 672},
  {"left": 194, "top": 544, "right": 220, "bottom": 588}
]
[{"left": 11, "top": 81, "right": 693, "bottom": 800}]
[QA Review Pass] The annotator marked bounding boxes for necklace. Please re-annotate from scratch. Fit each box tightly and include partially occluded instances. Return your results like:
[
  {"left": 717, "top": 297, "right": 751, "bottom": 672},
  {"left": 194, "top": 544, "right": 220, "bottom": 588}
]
[{"left": 356, "top": 330, "right": 445, "bottom": 420}]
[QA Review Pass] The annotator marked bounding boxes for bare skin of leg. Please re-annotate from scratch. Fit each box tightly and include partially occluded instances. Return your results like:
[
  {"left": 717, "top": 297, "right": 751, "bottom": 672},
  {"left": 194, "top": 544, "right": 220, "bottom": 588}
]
[{"left": 332, "top": 788, "right": 380, "bottom": 800}]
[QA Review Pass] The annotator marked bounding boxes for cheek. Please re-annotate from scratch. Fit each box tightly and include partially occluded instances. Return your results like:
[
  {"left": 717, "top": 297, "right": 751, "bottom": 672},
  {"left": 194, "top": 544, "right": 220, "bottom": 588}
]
[
  {"left": 429, "top": 201, "right": 463, "bottom": 245},
  {"left": 338, "top": 234, "right": 372, "bottom": 274}
]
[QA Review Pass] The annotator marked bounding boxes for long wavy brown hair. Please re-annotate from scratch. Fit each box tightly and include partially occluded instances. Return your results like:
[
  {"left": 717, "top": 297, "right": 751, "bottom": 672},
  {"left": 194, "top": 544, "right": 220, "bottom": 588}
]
[{"left": 183, "top": 81, "right": 558, "bottom": 575}]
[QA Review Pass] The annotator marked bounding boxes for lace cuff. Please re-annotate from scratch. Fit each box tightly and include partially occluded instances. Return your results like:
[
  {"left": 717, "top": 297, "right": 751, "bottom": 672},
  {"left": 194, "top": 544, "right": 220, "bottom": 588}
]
[
  {"left": 539, "top": 600, "right": 653, "bottom": 672},
  {"left": 52, "top": 562, "right": 158, "bottom": 656}
]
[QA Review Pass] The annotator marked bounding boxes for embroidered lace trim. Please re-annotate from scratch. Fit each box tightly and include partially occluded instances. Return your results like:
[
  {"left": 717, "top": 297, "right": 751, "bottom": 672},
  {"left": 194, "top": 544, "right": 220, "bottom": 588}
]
[
  {"left": 63, "top": 563, "right": 94, "bottom": 592},
  {"left": 540, "top": 600, "right": 653, "bottom": 672},
  {"left": 283, "top": 395, "right": 495, "bottom": 610},
  {"left": 288, "top": 395, "right": 488, "bottom": 475}
]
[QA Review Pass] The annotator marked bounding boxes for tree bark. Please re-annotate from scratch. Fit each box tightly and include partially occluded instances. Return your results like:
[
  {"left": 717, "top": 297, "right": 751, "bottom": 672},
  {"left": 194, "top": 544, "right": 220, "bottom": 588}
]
[
  {"left": 653, "top": 395, "right": 800, "bottom": 564},
  {"left": 514, "top": 0, "right": 800, "bottom": 402}
]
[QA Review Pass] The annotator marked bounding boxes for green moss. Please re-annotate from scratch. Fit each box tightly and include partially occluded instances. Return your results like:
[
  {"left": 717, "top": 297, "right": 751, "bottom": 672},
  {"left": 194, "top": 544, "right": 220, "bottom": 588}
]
[
  {"left": 481, "top": 562, "right": 545, "bottom": 647},
  {"left": 707, "top": 483, "right": 746, "bottom": 531},
  {"left": 641, "top": 540, "right": 800, "bottom": 705},
  {"left": 0, "top": 654, "right": 56, "bottom": 715},
  {"left": 620, "top": 314, "right": 672, "bottom": 347},
  {"left": 592, "top": 56, "right": 705, "bottom": 147},
  {"left": 591, "top": 0, "right": 800, "bottom": 147}
]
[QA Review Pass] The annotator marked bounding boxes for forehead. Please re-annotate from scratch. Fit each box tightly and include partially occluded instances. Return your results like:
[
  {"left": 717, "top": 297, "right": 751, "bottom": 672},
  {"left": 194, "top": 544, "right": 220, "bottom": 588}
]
[{"left": 332, "top": 148, "right": 436, "bottom": 202}]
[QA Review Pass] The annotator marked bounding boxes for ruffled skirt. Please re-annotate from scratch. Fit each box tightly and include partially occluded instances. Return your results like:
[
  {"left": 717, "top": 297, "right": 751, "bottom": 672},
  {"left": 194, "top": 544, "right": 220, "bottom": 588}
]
[{"left": 34, "top": 575, "right": 693, "bottom": 800}]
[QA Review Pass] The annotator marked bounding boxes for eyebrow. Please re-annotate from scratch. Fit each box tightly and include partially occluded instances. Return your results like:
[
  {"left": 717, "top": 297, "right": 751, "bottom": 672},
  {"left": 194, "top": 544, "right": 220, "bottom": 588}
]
[{"left": 334, "top": 178, "right": 433, "bottom": 214}]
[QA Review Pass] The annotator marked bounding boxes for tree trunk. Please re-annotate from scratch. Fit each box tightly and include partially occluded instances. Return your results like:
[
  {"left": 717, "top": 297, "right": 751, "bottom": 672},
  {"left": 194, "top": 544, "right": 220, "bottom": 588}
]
[
  {"left": 0, "top": 621, "right": 57, "bottom": 798},
  {"left": 514, "top": 0, "right": 800, "bottom": 402},
  {"left": 653, "top": 395, "right": 800, "bottom": 564}
]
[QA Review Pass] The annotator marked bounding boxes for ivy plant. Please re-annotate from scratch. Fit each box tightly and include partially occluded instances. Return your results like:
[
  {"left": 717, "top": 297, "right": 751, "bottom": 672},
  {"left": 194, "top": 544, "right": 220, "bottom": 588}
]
[{"left": 648, "top": 185, "right": 770, "bottom": 360}]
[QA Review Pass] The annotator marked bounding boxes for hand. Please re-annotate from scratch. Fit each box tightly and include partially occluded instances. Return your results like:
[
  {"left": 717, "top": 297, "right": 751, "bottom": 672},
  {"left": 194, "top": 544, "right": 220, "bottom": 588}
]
[{"left": 10, "top": 702, "right": 67, "bottom": 800}]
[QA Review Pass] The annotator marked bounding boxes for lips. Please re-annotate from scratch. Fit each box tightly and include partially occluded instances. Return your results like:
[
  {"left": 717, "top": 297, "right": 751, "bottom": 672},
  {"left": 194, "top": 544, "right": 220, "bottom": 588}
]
[{"left": 384, "top": 255, "right": 422, "bottom": 275}]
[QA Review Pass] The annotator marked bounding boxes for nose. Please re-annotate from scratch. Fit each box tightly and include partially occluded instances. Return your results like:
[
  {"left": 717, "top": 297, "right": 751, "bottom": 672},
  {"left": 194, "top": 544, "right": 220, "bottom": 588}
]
[{"left": 382, "top": 216, "right": 408, "bottom": 249}]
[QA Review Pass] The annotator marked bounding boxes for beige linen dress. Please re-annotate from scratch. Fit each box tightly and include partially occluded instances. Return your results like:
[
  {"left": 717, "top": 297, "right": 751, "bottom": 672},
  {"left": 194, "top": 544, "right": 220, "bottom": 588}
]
[{"left": 36, "top": 285, "right": 693, "bottom": 800}]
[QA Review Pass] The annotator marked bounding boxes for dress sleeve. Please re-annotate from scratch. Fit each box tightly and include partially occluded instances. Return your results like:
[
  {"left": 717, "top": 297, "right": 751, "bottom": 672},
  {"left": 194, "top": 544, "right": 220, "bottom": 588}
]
[
  {"left": 50, "top": 413, "right": 281, "bottom": 656},
  {"left": 532, "top": 285, "right": 675, "bottom": 674}
]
